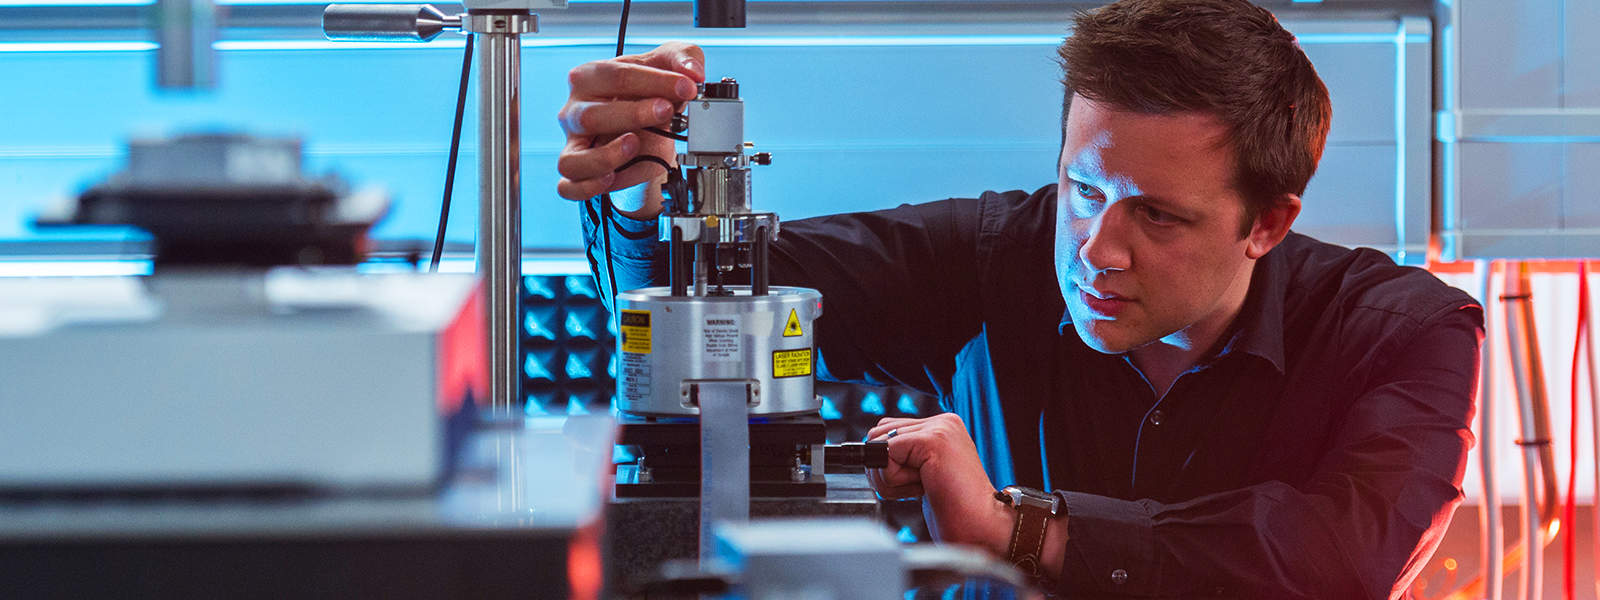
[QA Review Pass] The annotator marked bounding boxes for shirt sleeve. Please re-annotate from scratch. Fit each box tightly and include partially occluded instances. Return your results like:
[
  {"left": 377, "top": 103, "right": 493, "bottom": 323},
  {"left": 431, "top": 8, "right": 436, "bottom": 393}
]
[
  {"left": 582, "top": 194, "right": 987, "bottom": 397},
  {"left": 582, "top": 194, "right": 666, "bottom": 314},
  {"left": 1054, "top": 303, "right": 1482, "bottom": 599}
]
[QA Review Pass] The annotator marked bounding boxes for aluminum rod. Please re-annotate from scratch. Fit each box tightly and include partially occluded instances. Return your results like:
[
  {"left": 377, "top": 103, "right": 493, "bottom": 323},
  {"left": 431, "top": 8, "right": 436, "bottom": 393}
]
[
  {"left": 1478, "top": 259, "right": 1503, "bottom": 600},
  {"left": 1502, "top": 261, "right": 1543, "bottom": 600},
  {"left": 154, "top": 0, "right": 215, "bottom": 89},
  {"left": 470, "top": 12, "right": 532, "bottom": 417}
]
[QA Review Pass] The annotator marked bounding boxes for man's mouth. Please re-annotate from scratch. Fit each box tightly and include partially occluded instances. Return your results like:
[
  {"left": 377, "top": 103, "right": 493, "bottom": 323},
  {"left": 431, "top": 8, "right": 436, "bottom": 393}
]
[{"left": 1077, "top": 285, "right": 1129, "bottom": 317}]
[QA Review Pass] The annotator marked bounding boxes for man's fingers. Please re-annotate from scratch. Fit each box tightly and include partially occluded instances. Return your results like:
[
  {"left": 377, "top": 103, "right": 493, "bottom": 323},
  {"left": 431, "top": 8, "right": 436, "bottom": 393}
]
[
  {"left": 557, "top": 133, "right": 640, "bottom": 182},
  {"left": 884, "top": 431, "right": 937, "bottom": 470},
  {"left": 556, "top": 172, "right": 617, "bottom": 202},
  {"left": 867, "top": 462, "right": 922, "bottom": 499},
  {"left": 559, "top": 99, "right": 676, "bottom": 137},
  {"left": 866, "top": 417, "right": 926, "bottom": 441},
  {"left": 616, "top": 42, "right": 706, "bottom": 82},
  {"left": 568, "top": 60, "right": 700, "bottom": 101}
]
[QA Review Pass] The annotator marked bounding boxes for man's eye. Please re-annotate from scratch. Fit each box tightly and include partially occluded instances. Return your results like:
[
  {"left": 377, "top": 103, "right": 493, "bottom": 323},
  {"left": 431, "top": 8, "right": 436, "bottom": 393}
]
[
  {"left": 1140, "top": 204, "right": 1179, "bottom": 225},
  {"left": 1066, "top": 181, "right": 1103, "bottom": 218}
]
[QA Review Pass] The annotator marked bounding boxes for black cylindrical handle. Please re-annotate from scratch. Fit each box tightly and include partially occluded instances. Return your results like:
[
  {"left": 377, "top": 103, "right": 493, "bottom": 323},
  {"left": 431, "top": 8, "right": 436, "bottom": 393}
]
[
  {"left": 824, "top": 441, "right": 889, "bottom": 471},
  {"left": 324, "top": 4, "right": 454, "bottom": 42},
  {"left": 693, "top": 0, "right": 745, "bottom": 28}
]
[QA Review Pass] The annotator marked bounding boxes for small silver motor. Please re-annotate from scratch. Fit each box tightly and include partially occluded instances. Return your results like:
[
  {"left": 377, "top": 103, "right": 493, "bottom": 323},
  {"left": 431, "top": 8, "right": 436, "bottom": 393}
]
[{"left": 615, "top": 78, "right": 822, "bottom": 417}]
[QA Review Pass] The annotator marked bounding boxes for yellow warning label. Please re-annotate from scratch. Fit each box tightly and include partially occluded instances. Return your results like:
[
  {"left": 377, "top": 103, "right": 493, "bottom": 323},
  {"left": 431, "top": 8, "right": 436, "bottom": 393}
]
[
  {"left": 772, "top": 348, "right": 812, "bottom": 378},
  {"left": 783, "top": 308, "right": 804, "bottom": 337},
  {"left": 620, "top": 310, "right": 652, "bottom": 354}
]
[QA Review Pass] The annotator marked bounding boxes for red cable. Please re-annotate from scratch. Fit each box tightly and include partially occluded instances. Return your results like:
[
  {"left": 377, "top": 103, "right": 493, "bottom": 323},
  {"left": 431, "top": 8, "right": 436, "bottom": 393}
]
[{"left": 1565, "top": 260, "right": 1587, "bottom": 600}]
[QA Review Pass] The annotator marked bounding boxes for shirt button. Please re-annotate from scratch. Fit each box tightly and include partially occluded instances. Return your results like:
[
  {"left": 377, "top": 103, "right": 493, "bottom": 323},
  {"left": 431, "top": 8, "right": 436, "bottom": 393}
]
[
  {"left": 1149, "top": 410, "right": 1165, "bottom": 426},
  {"left": 1111, "top": 568, "right": 1129, "bottom": 585}
]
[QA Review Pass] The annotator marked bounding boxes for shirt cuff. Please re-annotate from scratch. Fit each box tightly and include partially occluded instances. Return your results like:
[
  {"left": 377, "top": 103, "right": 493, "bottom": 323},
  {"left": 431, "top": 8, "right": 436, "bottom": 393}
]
[{"left": 1058, "top": 491, "right": 1162, "bottom": 596}]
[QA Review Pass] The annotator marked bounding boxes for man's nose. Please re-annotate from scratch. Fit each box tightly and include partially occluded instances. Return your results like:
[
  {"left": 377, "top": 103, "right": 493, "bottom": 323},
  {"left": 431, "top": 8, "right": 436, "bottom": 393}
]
[{"left": 1078, "top": 210, "right": 1131, "bottom": 274}]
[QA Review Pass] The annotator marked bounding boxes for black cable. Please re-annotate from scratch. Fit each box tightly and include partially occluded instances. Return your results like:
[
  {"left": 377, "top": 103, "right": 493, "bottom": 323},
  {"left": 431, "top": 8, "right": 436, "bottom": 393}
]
[
  {"left": 598, "top": 0, "right": 688, "bottom": 300},
  {"left": 615, "top": 0, "right": 632, "bottom": 57},
  {"left": 429, "top": 34, "right": 475, "bottom": 273},
  {"left": 599, "top": 189, "right": 621, "bottom": 303},
  {"left": 616, "top": 154, "right": 674, "bottom": 174},
  {"left": 643, "top": 126, "right": 688, "bottom": 141},
  {"left": 597, "top": 0, "right": 635, "bottom": 302}
]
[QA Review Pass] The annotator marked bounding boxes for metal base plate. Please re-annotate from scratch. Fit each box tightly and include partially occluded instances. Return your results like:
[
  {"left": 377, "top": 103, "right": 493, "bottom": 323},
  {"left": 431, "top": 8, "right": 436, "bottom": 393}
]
[
  {"left": 614, "top": 414, "right": 828, "bottom": 499},
  {"left": 614, "top": 464, "right": 825, "bottom": 498}
]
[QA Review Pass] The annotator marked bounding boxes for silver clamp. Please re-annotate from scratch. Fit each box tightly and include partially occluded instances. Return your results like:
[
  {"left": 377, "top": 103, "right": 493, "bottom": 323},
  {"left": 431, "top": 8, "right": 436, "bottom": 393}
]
[
  {"left": 661, "top": 213, "right": 780, "bottom": 245},
  {"left": 463, "top": 12, "right": 538, "bottom": 35},
  {"left": 323, "top": 4, "right": 543, "bottom": 42}
]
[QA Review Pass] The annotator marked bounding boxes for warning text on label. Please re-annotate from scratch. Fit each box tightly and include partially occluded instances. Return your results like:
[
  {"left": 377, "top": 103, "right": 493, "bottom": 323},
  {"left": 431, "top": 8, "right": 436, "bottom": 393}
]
[{"left": 772, "top": 348, "right": 813, "bottom": 378}]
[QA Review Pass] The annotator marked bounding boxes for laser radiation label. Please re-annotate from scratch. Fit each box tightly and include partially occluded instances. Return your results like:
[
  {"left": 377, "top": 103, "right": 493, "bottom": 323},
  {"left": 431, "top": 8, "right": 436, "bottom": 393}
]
[
  {"left": 772, "top": 348, "right": 812, "bottom": 378},
  {"left": 620, "top": 310, "right": 651, "bottom": 354},
  {"left": 783, "top": 308, "right": 804, "bottom": 337}
]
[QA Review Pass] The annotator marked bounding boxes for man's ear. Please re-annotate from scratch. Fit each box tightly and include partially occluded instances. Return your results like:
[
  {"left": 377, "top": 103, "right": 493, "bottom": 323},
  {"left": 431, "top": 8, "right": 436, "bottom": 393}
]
[{"left": 1244, "top": 194, "right": 1300, "bottom": 260}]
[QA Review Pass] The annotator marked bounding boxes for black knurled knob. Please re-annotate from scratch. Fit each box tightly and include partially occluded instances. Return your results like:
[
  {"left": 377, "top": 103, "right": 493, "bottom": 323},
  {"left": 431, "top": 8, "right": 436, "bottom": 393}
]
[{"left": 701, "top": 78, "right": 739, "bottom": 99}]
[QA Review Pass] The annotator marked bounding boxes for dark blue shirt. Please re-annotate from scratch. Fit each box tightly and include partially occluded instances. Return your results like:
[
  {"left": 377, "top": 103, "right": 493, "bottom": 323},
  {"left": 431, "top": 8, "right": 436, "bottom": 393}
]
[{"left": 584, "top": 184, "right": 1482, "bottom": 599}]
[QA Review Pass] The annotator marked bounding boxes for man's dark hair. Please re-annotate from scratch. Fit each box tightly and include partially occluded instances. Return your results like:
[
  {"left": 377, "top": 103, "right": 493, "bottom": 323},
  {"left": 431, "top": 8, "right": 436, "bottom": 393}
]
[{"left": 1058, "top": 0, "right": 1331, "bottom": 235}]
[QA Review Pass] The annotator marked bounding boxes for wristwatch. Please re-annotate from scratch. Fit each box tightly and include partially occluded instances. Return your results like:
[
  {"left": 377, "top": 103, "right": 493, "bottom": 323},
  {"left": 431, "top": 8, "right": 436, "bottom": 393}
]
[{"left": 994, "top": 485, "right": 1064, "bottom": 577}]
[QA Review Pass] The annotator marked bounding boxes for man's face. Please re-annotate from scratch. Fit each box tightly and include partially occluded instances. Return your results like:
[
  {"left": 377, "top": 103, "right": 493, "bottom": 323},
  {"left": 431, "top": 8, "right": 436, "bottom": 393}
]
[{"left": 1055, "top": 95, "right": 1259, "bottom": 354}]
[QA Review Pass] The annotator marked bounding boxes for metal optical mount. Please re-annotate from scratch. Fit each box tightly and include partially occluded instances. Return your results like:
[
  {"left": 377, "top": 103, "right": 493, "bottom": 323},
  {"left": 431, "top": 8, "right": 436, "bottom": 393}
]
[
  {"left": 663, "top": 77, "right": 776, "bottom": 298},
  {"left": 323, "top": 0, "right": 566, "bottom": 417},
  {"left": 616, "top": 78, "right": 817, "bottom": 566}
]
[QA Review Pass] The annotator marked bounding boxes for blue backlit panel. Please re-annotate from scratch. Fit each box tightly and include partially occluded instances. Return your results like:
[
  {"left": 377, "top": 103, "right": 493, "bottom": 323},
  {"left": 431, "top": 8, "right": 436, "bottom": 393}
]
[{"left": 1, "top": 15, "right": 1426, "bottom": 258}]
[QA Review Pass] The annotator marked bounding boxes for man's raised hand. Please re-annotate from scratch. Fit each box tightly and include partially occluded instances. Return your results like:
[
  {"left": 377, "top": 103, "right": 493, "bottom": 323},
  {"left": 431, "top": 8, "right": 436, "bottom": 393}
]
[{"left": 555, "top": 42, "right": 705, "bottom": 208}]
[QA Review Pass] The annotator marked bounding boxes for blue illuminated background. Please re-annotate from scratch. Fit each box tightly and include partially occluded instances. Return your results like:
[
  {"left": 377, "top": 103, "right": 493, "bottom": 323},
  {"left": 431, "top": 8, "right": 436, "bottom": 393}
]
[{"left": 0, "top": 0, "right": 1428, "bottom": 260}]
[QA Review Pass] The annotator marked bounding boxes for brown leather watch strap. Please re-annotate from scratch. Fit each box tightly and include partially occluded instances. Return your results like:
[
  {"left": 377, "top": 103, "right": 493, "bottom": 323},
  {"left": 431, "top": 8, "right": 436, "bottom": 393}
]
[{"left": 994, "top": 486, "right": 1061, "bottom": 577}]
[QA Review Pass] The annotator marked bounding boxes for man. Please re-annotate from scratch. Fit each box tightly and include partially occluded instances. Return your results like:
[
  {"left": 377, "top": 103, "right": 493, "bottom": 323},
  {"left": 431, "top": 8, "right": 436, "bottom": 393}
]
[{"left": 557, "top": 1, "right": 1481, "bottom": 597}]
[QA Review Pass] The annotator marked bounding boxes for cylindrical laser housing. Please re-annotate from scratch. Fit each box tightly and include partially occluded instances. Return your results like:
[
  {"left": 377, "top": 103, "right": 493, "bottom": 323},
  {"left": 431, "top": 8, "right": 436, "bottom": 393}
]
[{"left": 615, "top": 286, "right": 822, "bottom": 416}]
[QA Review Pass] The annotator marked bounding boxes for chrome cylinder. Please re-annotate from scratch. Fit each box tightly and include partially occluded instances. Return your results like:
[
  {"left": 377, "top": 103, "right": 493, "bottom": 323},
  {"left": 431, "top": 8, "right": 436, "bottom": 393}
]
[
  {"left": 322, "top": 4, "right": 458, "bottom": 42},
  {"left": 691, "top": 166, "right": 752, "bottom": 215},
  {"left": 155, "top": 0, "right": 216, "bottom": 89},
  {"left": 468, "top": 12, "right": 535, "bottom": 416},
  {"left": 615, "top": 286, "right": 822, "bottom": 416}
]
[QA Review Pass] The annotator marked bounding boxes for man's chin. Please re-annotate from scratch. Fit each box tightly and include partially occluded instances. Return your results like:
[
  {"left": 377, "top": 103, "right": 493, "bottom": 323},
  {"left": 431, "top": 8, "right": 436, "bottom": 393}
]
[{"left": 1069, "top": 320, "right": 1140, "bottom": 354}]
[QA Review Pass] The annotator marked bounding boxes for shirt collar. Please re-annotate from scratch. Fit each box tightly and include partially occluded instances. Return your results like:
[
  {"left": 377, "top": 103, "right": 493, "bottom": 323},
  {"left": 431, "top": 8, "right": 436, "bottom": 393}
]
[{"left": 1055, "top": 244, "right": 1288, "bottom": 374}]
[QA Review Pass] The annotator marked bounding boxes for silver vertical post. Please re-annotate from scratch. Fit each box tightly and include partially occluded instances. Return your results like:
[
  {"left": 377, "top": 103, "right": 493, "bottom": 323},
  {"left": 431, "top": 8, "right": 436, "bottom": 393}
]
[
  {"left": 154, "top": 0, "right": 216, "bottom": 89},
  {"left": 322, "top": 3, "right": 562, "bottom": 417},
  {"left": 1477, "top": 259, "right": 1502, "bottom": 600},
  {"left": 466, "top": 12, "right": 535, "bottom": 416}
]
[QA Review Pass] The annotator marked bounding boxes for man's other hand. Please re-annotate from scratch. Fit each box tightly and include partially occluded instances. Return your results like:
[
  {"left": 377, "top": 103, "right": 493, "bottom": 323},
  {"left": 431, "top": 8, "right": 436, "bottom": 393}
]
[
  {"left": 866, "top": 413, "right": 1013, "bottom": 558},
  {"left": 556, "top": 42, "right": 704, "bottom": 211}
]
